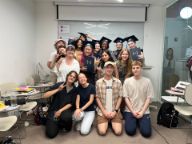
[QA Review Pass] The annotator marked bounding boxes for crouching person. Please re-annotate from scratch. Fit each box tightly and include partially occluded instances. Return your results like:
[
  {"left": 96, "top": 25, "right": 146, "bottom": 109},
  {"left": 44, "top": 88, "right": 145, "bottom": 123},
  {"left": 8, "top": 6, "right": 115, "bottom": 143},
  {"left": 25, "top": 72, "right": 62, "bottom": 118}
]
[
  {"left": 43, "top": 71, "right": 78, "bottom": 138},
  {"left": 73, "top": 73, "right": 96, "bottom": 135},
  {"left": 123, "top": 61, "right": 154, "bottom": 138},
  {"left": 96, "top": 61, "right": 123, "bottom": 136}
]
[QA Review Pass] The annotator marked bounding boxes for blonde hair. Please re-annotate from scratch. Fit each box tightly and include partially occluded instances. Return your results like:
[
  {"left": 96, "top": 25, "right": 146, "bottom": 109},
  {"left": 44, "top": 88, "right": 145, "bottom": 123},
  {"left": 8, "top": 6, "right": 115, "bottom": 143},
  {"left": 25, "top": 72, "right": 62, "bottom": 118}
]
[
  {"left": 132, "top": 61, "right": 143, "bottom": 67},
  {"left": 118, "top": 48, "right": 133, "bottom": 78}
]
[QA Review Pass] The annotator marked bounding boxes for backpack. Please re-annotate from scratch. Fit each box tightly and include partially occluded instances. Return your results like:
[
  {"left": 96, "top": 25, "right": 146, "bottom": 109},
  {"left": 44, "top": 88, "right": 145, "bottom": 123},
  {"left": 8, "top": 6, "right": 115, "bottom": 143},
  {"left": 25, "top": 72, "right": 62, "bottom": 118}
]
[
  {"left": 186, "top": 56, "right": 192, "bottom": 70},
  {"left": 33, "top": 102, "right": 49, "bottom": 125},
  {"left": 157, "top": 102, "right": 179, "bottom": 128}
]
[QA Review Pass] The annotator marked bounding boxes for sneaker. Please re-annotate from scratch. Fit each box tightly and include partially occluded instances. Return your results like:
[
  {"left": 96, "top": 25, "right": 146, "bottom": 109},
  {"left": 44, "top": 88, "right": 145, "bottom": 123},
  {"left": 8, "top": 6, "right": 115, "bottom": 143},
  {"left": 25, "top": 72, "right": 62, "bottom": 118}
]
[{"left": 75, "top": 122, "right": 81, "bottom": 131}]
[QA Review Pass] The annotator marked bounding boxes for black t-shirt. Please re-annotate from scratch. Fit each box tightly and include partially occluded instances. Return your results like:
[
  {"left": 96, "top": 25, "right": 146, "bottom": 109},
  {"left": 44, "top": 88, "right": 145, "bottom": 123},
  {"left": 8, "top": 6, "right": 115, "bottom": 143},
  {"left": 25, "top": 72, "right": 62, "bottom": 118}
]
[
  {"left": 48, "top": 82, "right": 78, "bottom": 112},
  {"left": 78, "top": 83, "right": 96, "bottom": 111}
]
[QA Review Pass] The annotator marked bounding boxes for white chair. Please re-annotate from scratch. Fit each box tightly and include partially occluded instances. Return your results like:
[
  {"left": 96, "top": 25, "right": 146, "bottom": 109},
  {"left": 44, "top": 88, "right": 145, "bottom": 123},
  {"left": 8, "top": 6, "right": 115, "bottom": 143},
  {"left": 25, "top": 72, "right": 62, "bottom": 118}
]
[
  {"left": 19, "top": 101, "right": 37, "bottom": 112},
  {"left": 174, "top": 84, "right": 192, "bottom": 119},
  {"left": 162, "top": 81, "right": 191, "bottom": 104},
  {"left": 0, "top": 116, "right": 17, "bottom": 132},
  {"left": 173, "top": 84, "right": 192, "bottom": 143}
]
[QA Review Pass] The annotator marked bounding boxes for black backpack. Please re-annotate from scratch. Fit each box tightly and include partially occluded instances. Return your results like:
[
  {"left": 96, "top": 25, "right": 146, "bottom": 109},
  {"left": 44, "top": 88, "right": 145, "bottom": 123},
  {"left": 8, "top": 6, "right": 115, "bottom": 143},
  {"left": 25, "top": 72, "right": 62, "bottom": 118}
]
[
  {"left": 157, "top": 102, "right": 179, "bottom": 128},
  {"left": 33, "top": 102, "right": 48, "bottom": 125}
]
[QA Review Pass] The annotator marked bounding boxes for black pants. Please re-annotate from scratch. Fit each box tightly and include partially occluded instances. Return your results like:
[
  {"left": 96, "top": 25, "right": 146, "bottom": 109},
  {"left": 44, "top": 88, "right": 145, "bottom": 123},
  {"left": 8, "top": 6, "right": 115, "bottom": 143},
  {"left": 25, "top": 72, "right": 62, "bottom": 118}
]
[{"left": 45, "top": 110, "right": 72, "bottom": 138}]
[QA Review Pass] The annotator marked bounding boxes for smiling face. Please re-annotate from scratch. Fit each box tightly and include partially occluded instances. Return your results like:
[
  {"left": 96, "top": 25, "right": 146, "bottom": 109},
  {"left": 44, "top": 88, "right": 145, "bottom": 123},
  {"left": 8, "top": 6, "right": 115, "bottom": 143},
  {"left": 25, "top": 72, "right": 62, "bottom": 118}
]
[
  {"left": 78, "top": 73, "right": 87, "bottom": 86},
  {"left": 77, "top": 39, "right": 83, "bottom": 48},
  {"left": 55, "top": 40, "right": 66, "bottom": 50},
  {"left": 104, "top": 64, "right": 114, "bottom": 77},
  {"left": 116, "top": 42, "right": 123, "bottom": 50},
  {"left": 121, "top": 50, "right": 129, "bottom": 61},
  {"left": 67, "top": 71, "right": 78, "bottom": 84},
  {"left": 101, "top": 41, "right": 109, "bottom": 50},
  {"left": 128, "top": 41, "right": 136, "bottom": 49},
  {"left": 84, "top": 45, "right": 93, "bottom": 56},
  {"left": 102, "top": 51, "right": 110, "bottom": 62},
  {"left": 94, "top": 43, "right": 101, "bottom": 52}
]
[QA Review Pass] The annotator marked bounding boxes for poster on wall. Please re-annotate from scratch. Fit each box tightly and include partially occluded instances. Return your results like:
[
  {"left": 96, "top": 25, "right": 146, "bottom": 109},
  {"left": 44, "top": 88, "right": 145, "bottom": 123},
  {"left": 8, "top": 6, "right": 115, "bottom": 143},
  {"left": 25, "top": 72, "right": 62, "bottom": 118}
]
[{"left": 58, "top": 24, "right": 70, "bottom": 38}]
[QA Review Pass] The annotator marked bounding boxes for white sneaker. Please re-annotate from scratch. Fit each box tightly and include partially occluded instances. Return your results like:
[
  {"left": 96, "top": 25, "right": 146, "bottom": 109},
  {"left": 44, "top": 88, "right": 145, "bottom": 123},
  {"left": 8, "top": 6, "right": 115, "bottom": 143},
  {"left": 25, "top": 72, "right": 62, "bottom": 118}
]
[{"left": 75, "top": 122, "right": 81, "bottom": 131}]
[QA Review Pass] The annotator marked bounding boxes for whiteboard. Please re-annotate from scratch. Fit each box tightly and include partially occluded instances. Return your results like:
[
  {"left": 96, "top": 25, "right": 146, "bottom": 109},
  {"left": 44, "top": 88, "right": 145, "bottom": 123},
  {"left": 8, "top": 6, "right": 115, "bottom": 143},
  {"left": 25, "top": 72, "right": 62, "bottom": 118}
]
[{"left": 58, "top": 21, "right": 144, "bottom": 51}]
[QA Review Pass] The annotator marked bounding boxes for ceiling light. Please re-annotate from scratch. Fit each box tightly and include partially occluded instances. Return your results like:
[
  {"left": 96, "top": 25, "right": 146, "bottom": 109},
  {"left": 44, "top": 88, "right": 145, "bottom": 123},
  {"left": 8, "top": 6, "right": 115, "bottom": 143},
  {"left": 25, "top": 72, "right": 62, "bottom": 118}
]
[
  {"left": 180, "top": 7, "right": 192, "bottom": 19},
  {"left": 117, "top": 0, "right": 124, "bottom": 3}
]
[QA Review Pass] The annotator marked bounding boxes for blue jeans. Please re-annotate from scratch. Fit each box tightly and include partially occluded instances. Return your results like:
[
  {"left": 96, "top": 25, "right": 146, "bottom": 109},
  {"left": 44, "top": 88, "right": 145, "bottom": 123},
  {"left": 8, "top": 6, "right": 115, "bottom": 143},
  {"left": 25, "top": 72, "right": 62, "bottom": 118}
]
[{"left": 124, "top": 112, "right": 152, "bottom": 138}]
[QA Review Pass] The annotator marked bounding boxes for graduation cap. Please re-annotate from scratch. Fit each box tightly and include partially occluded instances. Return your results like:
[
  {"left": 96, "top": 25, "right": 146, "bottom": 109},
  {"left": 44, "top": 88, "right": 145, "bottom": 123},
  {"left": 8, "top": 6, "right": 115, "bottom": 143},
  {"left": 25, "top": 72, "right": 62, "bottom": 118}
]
[
  {"left": 68, "top": 38, "right": 76, "bottom": 46},
  {"left": 78, "top": 32, "right": 87, "bottom": 40},
  {"left": 92, "top": 40, "right": 100, "bottom": 45},
  {"left": 113, "top": 37, "right": 124, "bottom": 43},
  {"left": 84, "top": 41, "right": 94, "bottom": 48},
  {"left": 124, "top": 35, "right": 138, "bottom": 42},
  {"left": 100, "top": 36, "right": 112, "bottom": 44}
]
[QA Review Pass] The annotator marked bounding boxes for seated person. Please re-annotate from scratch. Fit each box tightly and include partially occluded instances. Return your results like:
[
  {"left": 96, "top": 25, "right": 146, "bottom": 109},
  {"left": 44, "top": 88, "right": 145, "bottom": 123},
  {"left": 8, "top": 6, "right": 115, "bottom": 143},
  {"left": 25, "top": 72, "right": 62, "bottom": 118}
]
[
  {"left": 43, "top": 71, "right": 78, "bottom": 139},
  {"left": 96, "top": 61, "right": 123, "bottom": 136}
]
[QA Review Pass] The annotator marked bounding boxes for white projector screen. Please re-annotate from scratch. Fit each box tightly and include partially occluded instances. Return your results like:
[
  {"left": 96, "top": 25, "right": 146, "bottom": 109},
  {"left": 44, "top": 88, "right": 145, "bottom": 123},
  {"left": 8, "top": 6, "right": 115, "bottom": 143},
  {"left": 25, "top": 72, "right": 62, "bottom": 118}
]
[{"left": 58, "top": 5, "right": 147, "bottom": 22}]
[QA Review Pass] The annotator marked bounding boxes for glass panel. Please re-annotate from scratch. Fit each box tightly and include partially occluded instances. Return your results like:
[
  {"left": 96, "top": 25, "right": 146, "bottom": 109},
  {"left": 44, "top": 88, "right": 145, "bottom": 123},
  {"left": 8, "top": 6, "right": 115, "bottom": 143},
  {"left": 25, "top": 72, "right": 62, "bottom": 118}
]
[{"left": 162, "top": 0, "right": 192, "bottom": 95}]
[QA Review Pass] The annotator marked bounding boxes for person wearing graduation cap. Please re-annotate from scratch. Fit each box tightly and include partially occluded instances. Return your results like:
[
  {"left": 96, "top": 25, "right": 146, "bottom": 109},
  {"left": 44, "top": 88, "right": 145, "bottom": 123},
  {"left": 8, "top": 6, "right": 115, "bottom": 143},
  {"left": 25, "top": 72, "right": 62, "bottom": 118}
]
[
  {"left": 92, "top": 40, "right": 102, "bottom": 59},
  {"left": 79, "top": 32, "right": 97, "bottom": 42},
  {"left": 100, "top": 36, "right": 111, "bottom": 50},
  {"left": 113, "top": 37, "right": 124, "bottom": 61},
  {"left": 78, "top": 32, "right": 87, "bottom": 42},
  {"left": 100, "top": 36, "right": 117, "bottom": 61},
  {"left": 124, "top": 35, "right": 144, "bottom": 62},
  {"left": 80, "top": 41, "right": 96, "bottom": 85},
  {"left": 74, "top": 38, "right": 84, "bottom": 67}
]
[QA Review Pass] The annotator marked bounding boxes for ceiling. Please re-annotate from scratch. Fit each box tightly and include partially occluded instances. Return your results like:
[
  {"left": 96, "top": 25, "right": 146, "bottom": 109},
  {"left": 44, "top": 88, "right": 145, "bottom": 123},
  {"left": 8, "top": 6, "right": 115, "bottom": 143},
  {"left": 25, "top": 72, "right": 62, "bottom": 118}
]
[
  {"left": 38, "top": 0, "right": 176, "bottom": 6},
  {"left": 167, "top": 0, "right": 192, "bottom": 18}
]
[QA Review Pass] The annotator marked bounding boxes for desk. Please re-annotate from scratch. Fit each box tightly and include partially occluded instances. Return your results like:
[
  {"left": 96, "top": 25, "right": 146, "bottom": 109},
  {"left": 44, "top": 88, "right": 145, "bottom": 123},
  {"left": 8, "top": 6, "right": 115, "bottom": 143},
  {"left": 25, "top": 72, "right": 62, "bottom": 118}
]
[
  {"left": 162, "top": 90, "right": 185, "bottom": 104},
  {"left": 1, "top": 89, "right": 40, "bottom": 99},
  {"left": 28, "top": 83, "right": 53, "bottom": 98}
]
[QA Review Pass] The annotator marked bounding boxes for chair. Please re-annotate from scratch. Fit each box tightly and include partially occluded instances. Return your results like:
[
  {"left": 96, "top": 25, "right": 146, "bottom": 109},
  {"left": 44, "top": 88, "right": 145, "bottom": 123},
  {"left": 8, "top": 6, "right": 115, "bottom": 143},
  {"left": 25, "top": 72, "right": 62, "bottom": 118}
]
[
  {"left": 0, "top": 116, "right": 20, "bottom": 143},
  {"left": 17, "top": 101, "right": 37, "bottom": 138},
  {"left": 162, "top": 81, "right": 191, "bottom": 104},
  {"left": 174, "top": 84, "right": 192, "bottom": 120},
  {"left": 0, "top": 116, "right": 17, "bottom": 132},
  {"left": 173, "top": 84, "right": 192, "bottom": 143},
  {"left": 19, "top": 101, "right": 37, "bottom": 126}
]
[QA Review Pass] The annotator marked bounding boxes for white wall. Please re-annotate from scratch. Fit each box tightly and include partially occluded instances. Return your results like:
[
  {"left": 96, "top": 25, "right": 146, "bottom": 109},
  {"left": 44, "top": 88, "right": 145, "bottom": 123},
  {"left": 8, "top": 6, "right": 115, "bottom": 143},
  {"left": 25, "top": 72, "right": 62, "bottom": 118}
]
[
  {"left": 35, "top": 2, "right": 166, "bottom": 101},
  {"left": 0, "top": 0, "right": 35, "bottom": 84},
  {"left": 35, "top": 1, "right": 57, "bottom": 72},
  {"left": 143, "top": 6, "right": 165, "bottom": 101}
]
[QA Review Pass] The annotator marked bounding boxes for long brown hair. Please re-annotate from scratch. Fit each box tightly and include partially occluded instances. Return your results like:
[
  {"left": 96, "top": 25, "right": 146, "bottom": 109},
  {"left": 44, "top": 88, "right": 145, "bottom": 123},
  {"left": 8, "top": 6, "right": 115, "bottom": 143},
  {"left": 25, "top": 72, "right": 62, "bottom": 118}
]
[{"left": 118, "top": 48, "right": 133, "bottom": 78}]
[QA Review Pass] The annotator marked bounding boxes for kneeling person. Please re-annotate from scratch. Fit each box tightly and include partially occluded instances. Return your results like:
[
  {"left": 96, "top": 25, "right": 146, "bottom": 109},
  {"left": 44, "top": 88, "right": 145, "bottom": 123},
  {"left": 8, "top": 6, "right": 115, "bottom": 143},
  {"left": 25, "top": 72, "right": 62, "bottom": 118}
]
[
  {"left": 73, "top": 73, "right": 96, "bottom": 135},
  {"left": 43, "top": 71, "right": 78, "bottom": 139},
  {"left": 123, "top": 61, "right": 154, "bottom": 138},
  {"left": 96, "top": 61, "right": 123, "bottom": 136}
]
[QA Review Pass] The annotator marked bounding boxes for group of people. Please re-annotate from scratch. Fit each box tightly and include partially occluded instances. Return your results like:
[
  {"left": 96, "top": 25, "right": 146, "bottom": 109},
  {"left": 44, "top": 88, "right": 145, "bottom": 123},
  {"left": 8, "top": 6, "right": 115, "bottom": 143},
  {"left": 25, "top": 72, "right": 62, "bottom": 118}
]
[{"left": 44, "top": 33, "right": 154, "bottom": 139}]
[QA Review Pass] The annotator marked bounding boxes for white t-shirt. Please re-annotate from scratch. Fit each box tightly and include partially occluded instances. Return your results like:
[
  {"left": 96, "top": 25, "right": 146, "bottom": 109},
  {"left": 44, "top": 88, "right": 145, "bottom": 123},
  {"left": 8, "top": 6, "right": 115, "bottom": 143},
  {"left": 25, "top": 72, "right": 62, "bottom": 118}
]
[
  {"left": 57, "top": 58, "right": 80, "bottom": 82},
  {"left": 48, "top": 51, "right": 57, "bottom": 62},
  {"left": 123, "top": 76, "right": 154, "bottom": 114},
  {"left": 104, "top": 79, "right": 113, "bottom": 112},
  {"left": 48, "top": 51, "right": 57, "bottom": 73}
]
